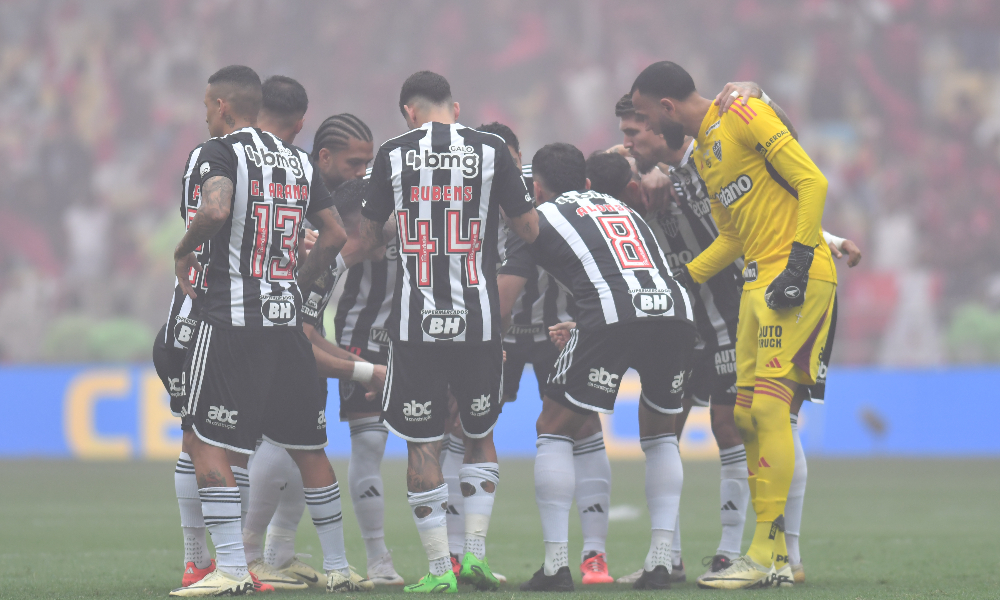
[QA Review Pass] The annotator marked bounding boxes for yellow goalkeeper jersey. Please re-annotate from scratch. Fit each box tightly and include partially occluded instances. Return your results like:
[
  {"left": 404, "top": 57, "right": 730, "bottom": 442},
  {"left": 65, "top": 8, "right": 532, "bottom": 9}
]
[{"left": 686, "top": 98, "right": 837, "bottom": 290}]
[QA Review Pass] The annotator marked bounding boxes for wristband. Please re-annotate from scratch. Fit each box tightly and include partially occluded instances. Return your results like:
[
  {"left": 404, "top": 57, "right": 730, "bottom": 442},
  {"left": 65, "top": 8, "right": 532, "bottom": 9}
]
[
  {"left": 759, "top": 90, "right": 771, "bottom": 105},
  {"left": 822, "top": 230, "right": 845, "bottom": 251},
  {"left": 351, "top": 361, "right": 374, "bottom": 384}
]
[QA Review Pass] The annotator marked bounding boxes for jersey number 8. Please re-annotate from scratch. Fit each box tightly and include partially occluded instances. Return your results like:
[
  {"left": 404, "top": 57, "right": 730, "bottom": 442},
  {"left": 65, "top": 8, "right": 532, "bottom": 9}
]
[{"left": 596, "top": 214, "right": 653, "bottom": 270}]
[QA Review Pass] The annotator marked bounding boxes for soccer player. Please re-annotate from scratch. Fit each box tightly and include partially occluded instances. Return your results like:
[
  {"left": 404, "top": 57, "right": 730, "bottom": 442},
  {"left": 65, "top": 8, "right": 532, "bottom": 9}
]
[
  {"left": 169, "top": 65, "right": 370, "bottom": 596},
  {"left": 631, "top": 61, "right": 838, "bottom": 589},
  {"left": 499, "top": 143, "right": 695, "bottom": 591},
  {"left": 357, "top": 71, "right": 538, "bottom": 593},
  {"left": 478, "top": 123, "right": 614, "bottom": 585}
]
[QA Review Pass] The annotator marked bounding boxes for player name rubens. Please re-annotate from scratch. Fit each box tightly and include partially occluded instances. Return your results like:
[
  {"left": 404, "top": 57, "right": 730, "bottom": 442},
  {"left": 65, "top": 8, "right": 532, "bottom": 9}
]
[
  {"left": 244, "top": 146, "right": 304, "bottom": 178},
  {"left": 405, "top": 147, "right": 480, "bottom": 177},
  {"left": 410, "top": 185, "right": 473, "bottom": 202}
]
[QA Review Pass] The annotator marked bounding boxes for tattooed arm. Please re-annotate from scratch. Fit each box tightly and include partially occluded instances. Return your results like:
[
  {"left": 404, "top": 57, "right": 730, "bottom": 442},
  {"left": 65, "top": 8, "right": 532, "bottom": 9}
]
[
  {"left": 507, "top": 206, "right": 540, "bottom": 244},
  {"left": 298, "top": 206, "right": 347, "bottom": 292},
  {"left": 174, "top": 175, "right": 233, "bottom": 299}
]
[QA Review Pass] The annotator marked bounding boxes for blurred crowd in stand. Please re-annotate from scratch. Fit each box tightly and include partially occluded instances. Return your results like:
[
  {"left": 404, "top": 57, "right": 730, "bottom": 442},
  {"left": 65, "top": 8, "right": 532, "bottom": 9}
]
[{"left": 1, "top": 0, "right": 999, "bottom": 364}]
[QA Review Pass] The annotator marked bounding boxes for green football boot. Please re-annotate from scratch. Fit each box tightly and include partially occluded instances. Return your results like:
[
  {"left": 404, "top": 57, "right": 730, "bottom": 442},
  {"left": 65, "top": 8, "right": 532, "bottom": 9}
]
[
  {"left": 459, "top": 552, "right": 500, "bottom": 591},
  {"left": 403, "top": 570, "right": 458, "bottom": 593}
]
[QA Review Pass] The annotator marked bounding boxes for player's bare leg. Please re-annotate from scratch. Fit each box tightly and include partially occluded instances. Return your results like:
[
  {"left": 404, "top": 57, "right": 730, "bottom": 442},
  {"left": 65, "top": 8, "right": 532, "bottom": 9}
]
[{"left": 439, "top": 392, "right": 466, "bottom": 571}]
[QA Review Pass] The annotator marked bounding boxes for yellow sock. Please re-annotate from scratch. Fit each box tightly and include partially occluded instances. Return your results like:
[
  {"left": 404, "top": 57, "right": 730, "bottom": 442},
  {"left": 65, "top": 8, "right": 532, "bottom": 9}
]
[
  {"left": 774, "top": 530, "right": 789, "bottom": 569},
  {"left": 733, "top": 389, "right": 757, "bottom": 501},
  {"left": 745, "top": 379, "right": 794, "bottom": 567}
]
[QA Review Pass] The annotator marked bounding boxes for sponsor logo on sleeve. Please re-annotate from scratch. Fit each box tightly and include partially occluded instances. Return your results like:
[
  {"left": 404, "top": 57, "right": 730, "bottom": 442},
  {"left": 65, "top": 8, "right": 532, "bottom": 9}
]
[
  {"left": 420, "top": 310, "right": 468, "bottom": 340},
  {"left": 199, "top": 162, "right": 211, "bottom": 177}
]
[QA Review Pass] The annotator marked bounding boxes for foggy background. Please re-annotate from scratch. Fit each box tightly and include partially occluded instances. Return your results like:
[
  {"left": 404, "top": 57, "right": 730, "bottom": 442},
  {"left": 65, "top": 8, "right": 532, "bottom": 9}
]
[{"left": 1, "top": 0, "right": 999, "bottom": 365}]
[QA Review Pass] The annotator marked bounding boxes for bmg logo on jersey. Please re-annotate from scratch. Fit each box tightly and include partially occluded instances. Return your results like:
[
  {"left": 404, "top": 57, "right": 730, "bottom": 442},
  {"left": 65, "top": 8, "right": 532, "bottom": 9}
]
[
  {"left": 421, "top": 310, "right": 467, "bottom": 340},
  {"left": 261, "top": 295, "right": 296, "bottom": 324},
  {"left": 405, "top": 147, "right": 480, "bottom": 178},
  {"left": 207, "top": 405, "right": 238, "bottom": 429},
  {"left": 470, "top": 394, "right": 491, "bottom": 417},
  {"left": 244, "top": 146, "right": 304, "bottom": 178},
  {"left": 631, "top": 288, "right": 674, "bottom": 315},
  {"left": 403, "top": 400, "right": 432, "bottom": 421},
  {"left": 588, "top": 367, "right": 620, "bottom": 393}
]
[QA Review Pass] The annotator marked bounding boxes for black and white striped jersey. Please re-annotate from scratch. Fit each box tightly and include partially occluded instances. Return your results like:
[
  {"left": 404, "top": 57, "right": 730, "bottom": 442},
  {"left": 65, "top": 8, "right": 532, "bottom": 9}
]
[
  {"left": 333, "top": 237, "right": 397, "bottom": 353},
  {"left": 197, "top": 127, "right": 334, "bottom": 328},
  {"left": 299, "top": 255, "right": 346, "bottom": 336},
  {"left": 647, "top": 142, "right": 742, "bottom": 348},
  {"left": 361, "top": 121, "right": 533, "bottom": 344},
  {"left": 163, "top": 143, "right": 210, "bottom": 350},
  {"left": 503, "top": 266, "right": 576, "bottom": 344},
  {"left": 501, "top": 190, "right": 694, "bottom": 331}
]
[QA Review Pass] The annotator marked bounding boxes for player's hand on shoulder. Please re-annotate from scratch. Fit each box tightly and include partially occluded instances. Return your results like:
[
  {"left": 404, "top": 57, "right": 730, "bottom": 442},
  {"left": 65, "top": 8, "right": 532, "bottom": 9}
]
[
  {"left": 174, "top": 250, "right": 202, "bottom": 300},
  {"left": 714, "top": 81, "right": 762, "bottom": 116},
  {"left": 548, "top": 321, "right": 576, "bottom": 350}
]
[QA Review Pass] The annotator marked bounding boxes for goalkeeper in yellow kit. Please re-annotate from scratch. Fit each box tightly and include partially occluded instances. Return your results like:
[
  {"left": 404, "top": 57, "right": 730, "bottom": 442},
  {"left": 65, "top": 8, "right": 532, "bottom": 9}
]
[{"left": 631, "top": 61, "right": 837, "bottom": 589}]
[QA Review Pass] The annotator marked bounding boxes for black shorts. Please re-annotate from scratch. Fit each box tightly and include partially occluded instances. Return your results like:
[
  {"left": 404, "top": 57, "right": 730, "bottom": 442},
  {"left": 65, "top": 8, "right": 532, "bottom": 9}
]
[
  {"left": 338, "top": 347, "right": 388, "bottom": 420},
  {"left": 182, "top": 322, "right": 326, "bottom": 454},
  {"left": 807, "top": 294, "right": 837, "bottom": 403},
  {"left": 153, "top": 323, "right": 189, "bottom": 418},
  {"left": 382, "top": 341, "right": 503, "bottom": 443},
  {"left": 502, "top": 340, "right": 560, "bottom": 401},
  {"left": 688, "top": 344, "right": 738, "bottom": 407},
  {"left": 544, "top": 320, "right": 696, "bottom": 415}
]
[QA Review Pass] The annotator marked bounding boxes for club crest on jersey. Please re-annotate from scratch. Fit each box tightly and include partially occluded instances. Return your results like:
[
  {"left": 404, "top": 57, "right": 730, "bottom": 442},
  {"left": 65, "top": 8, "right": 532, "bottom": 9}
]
[
  {"left": 657, "top": 213, "right": 680, "bottom": 238},
  {"left": 369, "top": 327, "right": 390, "bottom": 346},
  {"left": 712, "top": 140, "right": 722, "bottom": 161},
  {"left": 244, "top": 146, "right": 304, "bottom": 178},
  {"left": 340, "top": 378, "right": 358, "bottom": 400},
  {"left": 405, "top": 147, "right": 480, "bottom": 178},
  {"left": 261, "top": 295, "right": 296, "bottom": 324},
  {"left": 421, "top": 310, "right": 467, "bottom": 340},
  {"left": 743, "top": 260, "right": 758, "bottom": 282},
  {"left": 630, "top": 288, "right": 674, "bottom": 316},
  {"left": 173, "top": 316, "right": 198, "bottom": 349}
]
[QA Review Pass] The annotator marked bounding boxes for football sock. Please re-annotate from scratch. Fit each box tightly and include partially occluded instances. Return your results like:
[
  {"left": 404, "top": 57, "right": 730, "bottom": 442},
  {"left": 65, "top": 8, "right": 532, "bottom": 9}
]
[
  {"left": 733, "top": 388, "right": 759, "bottom": 503},
  {"left": 745, "top": 379, "right": 794, "bottom": 567},
  {"left": 459, "top": 462, "right": 499, "bottom": 560},
  {"left": 200, "top": 486, "right": 248, "bottom": 578},
  {"left": 231, "top": 466, "right": 250, "bottom": 530},
  {"left": 348, "top": 417, "right": 390, "bottom": 561},
  {"left": 641, "top": 434, "right": 682, "bottom": 572},
  {"left": 718, "top": 443, "right": 750, "bottom": 559},
  {"left": 672, "top": 514, "right": 682, "bottom": 567},
  {"left": 535, "top": 434, "right": 574, "bottom": 575},
  {"left": 785, "top": 414, "right": 807, "bottom": 566},
  {"left": 175, "top": 453, "right": 211, "bottom": 569},
  {"left": 245, "top": 440, "right": 294, "bottom": 564},
  {"left": 573, "top": 432, "right": 611, "bottom": 560},
  {"left": 439, "top": 433, "right": 466, "bottom": 557},
  {"left": 304, "top": 483, "right": 349, "bottom": 575},
  {"left": 408, "top": 484, "right": 452, "bottom": 576},
  {"left": 264, "top": 452, "right": 306, "bottom": 568}
]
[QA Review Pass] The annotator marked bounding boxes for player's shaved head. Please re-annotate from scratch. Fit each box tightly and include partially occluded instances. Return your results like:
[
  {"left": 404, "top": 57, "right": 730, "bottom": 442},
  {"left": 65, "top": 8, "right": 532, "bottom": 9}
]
[
  {"left": 261, "top": 75, "right": 308, "bottom": 126},
  {"left": 399, "top": 70, "right": 452, "bottom": 116},
  {"left": 532, "top": 143, "right": 586, "bottom": 196},
  {"left": 207, "top": 65, "right": 263, "bottom": 121},
  {"left": 630, "top": 61, "right": 696, "bottom": 102},
  {"left": 586, "top": 152, "right": 632, "bottom": 198}
]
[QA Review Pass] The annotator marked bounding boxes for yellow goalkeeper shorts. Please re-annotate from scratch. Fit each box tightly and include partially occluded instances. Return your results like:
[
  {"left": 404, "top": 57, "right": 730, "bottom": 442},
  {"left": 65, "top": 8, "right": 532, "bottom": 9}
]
[{"left": 735, "top": 279, "right": 837, "bottom": 388}]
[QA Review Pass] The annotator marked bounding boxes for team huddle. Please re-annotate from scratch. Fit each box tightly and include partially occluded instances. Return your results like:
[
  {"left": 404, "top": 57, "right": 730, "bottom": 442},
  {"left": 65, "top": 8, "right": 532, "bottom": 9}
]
[{"left": 154, "top": 61, "right": 861, "bottom": 596}]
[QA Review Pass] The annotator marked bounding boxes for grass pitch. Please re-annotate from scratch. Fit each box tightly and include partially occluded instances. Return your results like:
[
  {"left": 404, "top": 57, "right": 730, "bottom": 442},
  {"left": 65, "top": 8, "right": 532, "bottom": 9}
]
[{"left": 1, "top": 458, "right": 997, "bottom": 599}]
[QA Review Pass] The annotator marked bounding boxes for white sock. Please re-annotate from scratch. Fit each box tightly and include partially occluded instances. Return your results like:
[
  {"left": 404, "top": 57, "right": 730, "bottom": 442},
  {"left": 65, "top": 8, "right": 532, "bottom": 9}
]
[
  {"left": 263, "top": 453, "right": 306, "bottom": 568},
  {"left": 535, "top": 435, "right": 574, "bottom": 575},
  {"left": 573, "top": 433, "right": 611, "bottom": 561},
  {"left": 348, "top": 417, "right": 390, "bottom": 562},
  {"left": 408, "top": 484, "right": 452, "bottom": 576},
  {"left": 786, "top": 415, "right": 807, "bottom": 566},
  {"left": 439, "top": 433, "right": 466, "bottom": 557},
  {"left": 641, "top": 434, "right": 682, "bottom": 571},
  {"left": 200, "top": 487, "right": 248, "bottom": 578},
  {"left": 245, "top": 440, "right": 296, "bottom": 564},
  {"left": 459, "top": 462, "right": 499, "bottom": 560},
  {"left": 672, "top": 514, "right": 682, "bottom": 567},
  {"left": 304, "top": 483, "right": 348, "bottom": 574},
  {"left": 718, "top": 444, "right": 750, "bottom": 559},
  {"left": 231, "top": 466, "right": 250, "bottom": 531},
  {"left": 175, "top": 453, "right": 211, "bottom": 569}
]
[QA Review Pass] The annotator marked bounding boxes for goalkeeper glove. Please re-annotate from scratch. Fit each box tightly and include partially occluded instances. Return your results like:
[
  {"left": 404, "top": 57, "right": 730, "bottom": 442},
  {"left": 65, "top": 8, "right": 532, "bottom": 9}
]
[
  {"left": 765, "top": 241, "right": 814, "bottom": 310},
  {"left": 673, "top": 263, "right": 696, "bottom": 293}
]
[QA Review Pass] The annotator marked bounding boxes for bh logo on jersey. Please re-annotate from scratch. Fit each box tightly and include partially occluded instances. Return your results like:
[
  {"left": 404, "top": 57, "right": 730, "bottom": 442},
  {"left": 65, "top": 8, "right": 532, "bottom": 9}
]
[
  {"left": 671, "top": 372, "right": 686, "bottom": 395},
  {"left": 421, "top": 311, "right": 467, "bottom": 340},
  {"left": 588, "top": 368, "right": 620, "bottom": 393},
  {"left": 405, "top": 146, "right": 480, "bottom": 178},
  {"left": 631, "top": 289, "right": 674, "bottom": 315},
  {"left": 261, "top": 295, "right": 296, "bottom": 325},
  {"left": 207, "top": 406, "right": 238, "bottom": 429},
  {"left": 403, "top": 400, "right": 432, "bottom": 422},
  {"left": 470, "top": 394, "right": 491, "bottom": 417}
]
